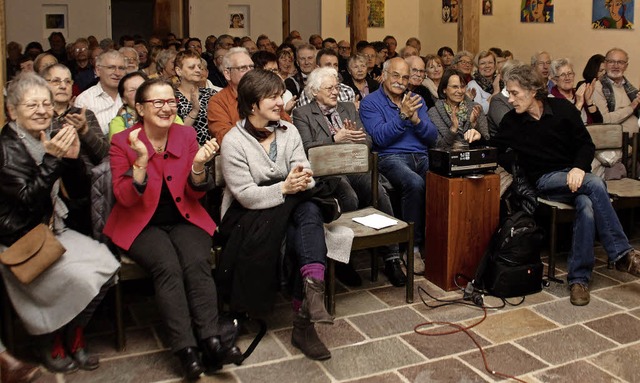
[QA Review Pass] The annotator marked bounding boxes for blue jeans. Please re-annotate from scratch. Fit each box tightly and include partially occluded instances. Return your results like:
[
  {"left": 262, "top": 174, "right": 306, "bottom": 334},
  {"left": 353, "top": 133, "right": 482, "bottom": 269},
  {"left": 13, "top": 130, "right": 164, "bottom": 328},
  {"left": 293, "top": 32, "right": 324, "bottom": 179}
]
[
  {"left": 536, "top": 170, "right": 632, "bottom": 285},
  {"left": 287, "top": 201, "right": 327, "bottom": 267},
  {"left": 378, "top": 153, "right": 429, "bottom": 246}
]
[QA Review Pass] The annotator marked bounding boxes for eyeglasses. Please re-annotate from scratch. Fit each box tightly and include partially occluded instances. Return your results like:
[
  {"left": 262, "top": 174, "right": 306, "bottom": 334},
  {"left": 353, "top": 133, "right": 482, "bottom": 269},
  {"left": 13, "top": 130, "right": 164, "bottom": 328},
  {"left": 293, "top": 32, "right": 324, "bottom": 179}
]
[
  {"left": 363, "top": 54, "right": 375, "bottom": 60},
  {"left": 321, "top": 85, "right": 340, "bottom": 93},
  {"left": 46, "top": 78, "right": 73, "bottom": 87},
  {"left": 19, "top": 101, "right": 53, "bottom": 111},
  {"left": 410, "top": 68, "right": 426, "bottom": 75},
  {"left": 74, "top": 47, "right": 87, "bottom": 53},
  {"left": 140, "top": 98, "right": 178, "bottom": 108},
  {"left": 536, "top": 61, "right": 551, "bottom": 66},
  {"left": 98, "top": 64, "right": 127, "bottom": 72},
  {"left": 227, "top": 64, "right": 254, "bottom": 73},
  {"left": 458, "top": 60, "right": 473, "bottom": 66},
  {"left": 555, "top": 72, "right": 575, "bottom": 79},
  {"left": 338, "top": 46, "right": 350, "bottom": 50},
  {"left": 124, "top": 57, "right": 138, "bottom": 63},
  {"left": 606, "top": 59, "right": 628, "bottom": 66},
  {"left": 385, "top": 71, "right": 410, "bottom": 82},
  {"left": 265, "top": 67, "right": 279, "bottom": 73}
]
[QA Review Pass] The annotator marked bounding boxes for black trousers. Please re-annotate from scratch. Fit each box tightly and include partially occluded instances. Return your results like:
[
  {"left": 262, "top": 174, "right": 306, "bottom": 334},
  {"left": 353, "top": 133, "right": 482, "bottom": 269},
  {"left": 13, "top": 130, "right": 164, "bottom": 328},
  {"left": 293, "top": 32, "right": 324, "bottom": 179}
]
[{"left": 128, "top": 222, "right": 218, "bottom": 352}]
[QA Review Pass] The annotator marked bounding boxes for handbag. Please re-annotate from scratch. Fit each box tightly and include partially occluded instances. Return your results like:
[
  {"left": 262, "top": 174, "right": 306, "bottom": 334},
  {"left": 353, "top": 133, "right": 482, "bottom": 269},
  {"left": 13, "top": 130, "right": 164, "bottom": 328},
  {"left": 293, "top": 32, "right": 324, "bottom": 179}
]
[{"left": 0, "top": 212, "right": 65, "bottom": 284}]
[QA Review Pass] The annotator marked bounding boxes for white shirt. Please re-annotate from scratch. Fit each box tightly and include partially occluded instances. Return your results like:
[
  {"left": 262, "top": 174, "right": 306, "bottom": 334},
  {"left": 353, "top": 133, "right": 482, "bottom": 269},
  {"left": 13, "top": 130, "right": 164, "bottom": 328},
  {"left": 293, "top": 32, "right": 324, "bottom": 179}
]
[{"left": 75, "top": 82, "right": 123, "bottom": 135}]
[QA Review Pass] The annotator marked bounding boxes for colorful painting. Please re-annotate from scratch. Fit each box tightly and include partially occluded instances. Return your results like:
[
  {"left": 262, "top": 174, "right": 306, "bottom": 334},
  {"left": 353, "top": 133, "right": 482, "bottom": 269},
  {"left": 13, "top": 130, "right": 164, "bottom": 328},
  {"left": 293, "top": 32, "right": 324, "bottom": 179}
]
[
  {"left": 592, "top": 0, "right": 634, "bottom": 29},
  {"left": 442, "top": 0, "right": 459, "bottom": 23},
  {"left": 521, "top": 0, "right": 554, "bottom": 23},
  {"left": 483, "top": 0, "right": 493, "bottom": 16},
  {"left": 346, "top": 0, "right": 385, "bottom": 28}
]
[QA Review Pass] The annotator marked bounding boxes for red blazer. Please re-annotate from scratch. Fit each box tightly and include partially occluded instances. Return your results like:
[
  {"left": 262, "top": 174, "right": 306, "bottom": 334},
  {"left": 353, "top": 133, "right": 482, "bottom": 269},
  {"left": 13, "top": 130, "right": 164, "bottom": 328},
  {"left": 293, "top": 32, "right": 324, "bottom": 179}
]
[{"left": 104, "top": 123, "right": 216, "bottom": 250}]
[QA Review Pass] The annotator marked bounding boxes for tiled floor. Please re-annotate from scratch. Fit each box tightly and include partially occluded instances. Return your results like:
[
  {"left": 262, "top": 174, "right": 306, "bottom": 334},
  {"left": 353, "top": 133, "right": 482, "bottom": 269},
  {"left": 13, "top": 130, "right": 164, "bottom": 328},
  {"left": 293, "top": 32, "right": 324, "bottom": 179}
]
[{"left": 17, "top": 225, "right": 640, "bottom": 382}]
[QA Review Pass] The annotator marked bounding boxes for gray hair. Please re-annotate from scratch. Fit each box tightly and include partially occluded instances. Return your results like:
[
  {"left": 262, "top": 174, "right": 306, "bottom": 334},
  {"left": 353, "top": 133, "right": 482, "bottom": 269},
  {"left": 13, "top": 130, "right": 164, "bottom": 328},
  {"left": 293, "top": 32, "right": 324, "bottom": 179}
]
[
  {"left": 33, "top": 53, "right": 58, "bottom": 73},
  {"left": 96, "top": 49, "right": 125, "bottom": 66},
  {"left": 6, "top": 72, "right": 52, "bottom": 108},
  {"left": 499, "top": 59, "right": 523, "bottom": 78},
  {"left": 39, "top": 63, "right": 71, "bottom": 79},
  {"left": 222, "top": 47, "right": 250, "bottom": 70},
  {"left": 452, "top": 51, "right": 473, "bottom": 67},
  {"left": 605, "top": 47, "right": 628, "bottom": 61},
  {"left": 119, "top": 47, "right": 139, "bottom": 64},
  {"left": 530, "top": 51, "right": 550, "bottom": 66},
  {"left": 347, "top": 54, "right": 367, "bottom": 68},
  {"left": 549, "top": 58, "right": 573, "bottom": 78},
  {"left": 155, "top": 49, "right": 176, "bottom": 73},
  {"left": 304, "top": 67, "right": 338, "bottom": 100},
  {"left": 503, "top": 63, "right": 547, "bottom": 100}
]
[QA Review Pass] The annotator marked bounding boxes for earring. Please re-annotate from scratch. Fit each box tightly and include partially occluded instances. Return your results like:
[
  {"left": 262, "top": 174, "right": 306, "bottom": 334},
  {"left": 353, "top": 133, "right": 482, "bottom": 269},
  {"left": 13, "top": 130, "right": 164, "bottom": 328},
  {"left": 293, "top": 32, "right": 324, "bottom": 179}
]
[{"left": 251, "top": 107, "right": 255, "bottom": 112}]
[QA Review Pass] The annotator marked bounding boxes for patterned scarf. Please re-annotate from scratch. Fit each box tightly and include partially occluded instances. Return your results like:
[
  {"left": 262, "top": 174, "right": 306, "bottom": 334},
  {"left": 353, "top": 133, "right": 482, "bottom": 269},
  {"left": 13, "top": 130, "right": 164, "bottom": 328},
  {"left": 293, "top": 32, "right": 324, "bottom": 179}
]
[
  {"left": 472, "top": 71, "right": 502, "bottom": 95},
  {"left": 443, "top": 101, "right": 469, "bottom": 132},
  {"left": 117, "top": 105, "right": 137, "bottom": 128},
  {"left": 317, "top": 102, "right": 344, "bottom": 135},
  {"left": 600, "top": 75, "right": 639, "bottom": 113}
]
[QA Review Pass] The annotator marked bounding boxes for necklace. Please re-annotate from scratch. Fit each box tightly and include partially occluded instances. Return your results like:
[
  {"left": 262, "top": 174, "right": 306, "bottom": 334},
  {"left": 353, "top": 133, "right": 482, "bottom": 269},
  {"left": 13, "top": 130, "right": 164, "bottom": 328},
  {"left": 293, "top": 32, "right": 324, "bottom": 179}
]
[{"left": 154, "top": 144, "right": 165, "bottom": 153}]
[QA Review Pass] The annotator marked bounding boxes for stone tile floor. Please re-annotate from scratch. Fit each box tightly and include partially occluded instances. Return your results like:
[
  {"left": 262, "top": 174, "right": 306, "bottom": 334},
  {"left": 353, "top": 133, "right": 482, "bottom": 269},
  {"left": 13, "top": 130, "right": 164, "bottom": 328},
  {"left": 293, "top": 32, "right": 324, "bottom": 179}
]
[{"left": 15, "top": 228, "right": 640, "bottom": 383}]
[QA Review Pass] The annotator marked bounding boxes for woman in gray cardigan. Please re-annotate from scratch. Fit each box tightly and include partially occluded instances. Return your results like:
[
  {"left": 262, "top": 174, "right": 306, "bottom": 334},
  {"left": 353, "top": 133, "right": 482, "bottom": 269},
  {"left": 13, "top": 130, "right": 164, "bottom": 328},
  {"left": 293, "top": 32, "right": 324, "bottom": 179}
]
[
  {"left": 428, "top": 69, "right": 489, "bottom": 149},
  {"left": 220, "top": 69, "right": 334, "bottom": 361}
]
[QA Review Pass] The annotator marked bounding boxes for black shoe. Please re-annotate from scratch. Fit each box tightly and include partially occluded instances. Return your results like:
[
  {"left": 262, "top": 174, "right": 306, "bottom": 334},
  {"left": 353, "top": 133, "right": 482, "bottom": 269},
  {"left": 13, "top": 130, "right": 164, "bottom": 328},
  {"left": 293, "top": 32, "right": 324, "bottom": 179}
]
[
  {"left": 175, "top": 347, "right": 204, "bottom": 380},
  {"left": 201, "top": 336, "right": 223, "bottom": 371},
  {"left": 71, "top": 348, "right": 99, "bottom": 371},
  {"left": 335, "top": 262, "right": 362, "bottom": 287},
  {"left": 384, "top": 259, "right": 407, "bottom": 287}
]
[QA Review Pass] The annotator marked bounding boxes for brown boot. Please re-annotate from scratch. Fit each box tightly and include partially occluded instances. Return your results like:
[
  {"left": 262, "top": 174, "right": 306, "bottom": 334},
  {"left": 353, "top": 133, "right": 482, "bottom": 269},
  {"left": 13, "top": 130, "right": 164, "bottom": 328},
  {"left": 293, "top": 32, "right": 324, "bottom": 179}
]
[
  {"left": 300, "top": 277, "right": 334, "bottom": 324},
  {"left": 291, "top": 316, "right": 331, "bottom": 361},
  {"left": 616, "top": 249, "right": 640, "bottom": 277},
  {"left": 0, "top": 350, "right": 41, "bottom": 383}
]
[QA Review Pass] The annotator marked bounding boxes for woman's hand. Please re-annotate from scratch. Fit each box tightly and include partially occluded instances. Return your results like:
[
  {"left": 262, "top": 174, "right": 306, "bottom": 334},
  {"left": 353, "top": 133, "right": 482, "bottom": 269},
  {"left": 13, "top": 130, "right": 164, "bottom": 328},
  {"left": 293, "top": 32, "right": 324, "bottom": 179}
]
[
  {"left": 463, "top": 128, "right": 482, "bottom": 143},
  {"left": 282, "top": 165, "right": 313, "bottom": 195},
  {"left": 492, "top": 73, "right": 502, "bottom": 95},
  {"left": 284, "top": 96, "right": 297, "bottom": 114},
  {"left": 193, "top": 138, "right": 219, "bottom": 166},
  {"left": 566, "top": 167, "right": 585, "bottom": 193},
  {"left": 65, "top": 107, "right": 89, "bottom": 135},
  {"left": 469, "top": 104, "right": 482, "bottom": 127},
  {"left": 466, "top": 87, "right": 477, "bottom": 101},
  {"left": 575, "top": 83, "right": 586, "bottom": 110},
  {"left": 42, "top": 124, "right": 80, "bottom": 159},
  {"left": 584, "top": 79, "right": 596, "bottom": 106},
  {"left": 128, "top": 128, "right": 149, "bottom": 163}
]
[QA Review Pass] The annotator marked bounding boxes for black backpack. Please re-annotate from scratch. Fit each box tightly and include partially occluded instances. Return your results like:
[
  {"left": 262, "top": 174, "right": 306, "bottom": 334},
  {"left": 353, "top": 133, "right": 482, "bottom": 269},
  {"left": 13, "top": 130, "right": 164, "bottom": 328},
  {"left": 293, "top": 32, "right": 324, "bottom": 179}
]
[{"left": 474, "top": 211, "right": 545, "bottom": 298}]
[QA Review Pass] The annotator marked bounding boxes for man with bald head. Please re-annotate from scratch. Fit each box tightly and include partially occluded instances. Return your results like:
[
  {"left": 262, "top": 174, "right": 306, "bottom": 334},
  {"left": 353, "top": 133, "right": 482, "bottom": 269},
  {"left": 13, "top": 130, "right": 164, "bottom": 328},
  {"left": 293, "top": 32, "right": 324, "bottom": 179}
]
[
  {"left": 405, "top": 55, "right": 435, "bottom": 108},
  {"left": 360, "top": 57, "right": 438, "bottom": 273}
]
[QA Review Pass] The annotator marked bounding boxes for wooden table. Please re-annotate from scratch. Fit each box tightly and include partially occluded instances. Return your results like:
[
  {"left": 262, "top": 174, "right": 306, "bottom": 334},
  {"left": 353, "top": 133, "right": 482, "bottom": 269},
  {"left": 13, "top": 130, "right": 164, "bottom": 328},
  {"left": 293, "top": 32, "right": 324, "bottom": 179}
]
[{"left": 424, "top": 172, "right": 500, "bottom": 291}]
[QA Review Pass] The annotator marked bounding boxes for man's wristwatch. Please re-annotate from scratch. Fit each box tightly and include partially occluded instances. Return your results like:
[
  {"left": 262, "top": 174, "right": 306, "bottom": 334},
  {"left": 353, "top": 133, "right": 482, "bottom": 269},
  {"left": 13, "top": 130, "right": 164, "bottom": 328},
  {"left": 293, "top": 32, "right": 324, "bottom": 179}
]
[{"left": 399, "top": 112, "right": 409, "bottom": 121}]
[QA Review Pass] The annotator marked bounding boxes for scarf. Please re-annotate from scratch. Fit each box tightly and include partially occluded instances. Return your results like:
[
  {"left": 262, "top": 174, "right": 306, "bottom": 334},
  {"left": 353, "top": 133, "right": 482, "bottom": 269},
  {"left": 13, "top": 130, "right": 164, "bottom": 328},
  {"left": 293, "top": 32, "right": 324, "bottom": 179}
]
[
  {"left": 317, "top": 102, "right": 344, "bottom": 135},
  {"left": 472, "top": 71, "right": 502, "bottom": 95},
  {"left": 117, "top": 105, "right": 137, "bottom": 128},
  {"left": 7, "top": 122, "right": 68, "bottom": 232},
  {"left": 549, "top": 86, "right": 575, "bottom": 103},
  {"left": 443, "top": 100, "right": 470, "bottom": 133},
  {"left": 600, "top": 75, "right": 639, "bottom": 113}
]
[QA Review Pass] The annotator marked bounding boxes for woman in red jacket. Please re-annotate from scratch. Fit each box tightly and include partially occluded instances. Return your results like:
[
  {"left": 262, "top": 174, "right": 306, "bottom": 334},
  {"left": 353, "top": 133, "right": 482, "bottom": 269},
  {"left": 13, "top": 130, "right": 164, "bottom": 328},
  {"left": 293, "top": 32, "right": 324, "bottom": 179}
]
[{"left": 104, "top": 78, "right": 239, "bottom": 380}]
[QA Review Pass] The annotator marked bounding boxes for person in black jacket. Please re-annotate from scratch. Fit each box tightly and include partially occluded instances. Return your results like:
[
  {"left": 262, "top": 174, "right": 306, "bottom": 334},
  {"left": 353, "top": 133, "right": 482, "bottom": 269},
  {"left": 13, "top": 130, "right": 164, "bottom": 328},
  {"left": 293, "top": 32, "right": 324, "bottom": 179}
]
[{"left": 491, "top": 64, "right": 640, "bottom": 307}]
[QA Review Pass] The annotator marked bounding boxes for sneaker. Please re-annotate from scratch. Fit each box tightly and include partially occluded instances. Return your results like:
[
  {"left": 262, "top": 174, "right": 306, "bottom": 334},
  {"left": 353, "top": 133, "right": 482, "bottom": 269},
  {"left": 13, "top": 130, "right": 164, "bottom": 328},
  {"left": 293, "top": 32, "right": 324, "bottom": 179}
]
[
  {"left": 403, "top": 247, "right": 425, "bottom": 275},
  {"left": 569, "top": 283, "right": 590, "bottom": 306}
]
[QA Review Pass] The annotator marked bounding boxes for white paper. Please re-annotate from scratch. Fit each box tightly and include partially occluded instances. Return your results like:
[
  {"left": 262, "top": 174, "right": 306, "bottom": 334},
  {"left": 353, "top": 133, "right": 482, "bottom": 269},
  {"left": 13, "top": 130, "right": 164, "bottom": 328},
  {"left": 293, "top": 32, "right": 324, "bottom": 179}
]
[{"left": 352, "top": 214, "right": 398, "bottom": 230}]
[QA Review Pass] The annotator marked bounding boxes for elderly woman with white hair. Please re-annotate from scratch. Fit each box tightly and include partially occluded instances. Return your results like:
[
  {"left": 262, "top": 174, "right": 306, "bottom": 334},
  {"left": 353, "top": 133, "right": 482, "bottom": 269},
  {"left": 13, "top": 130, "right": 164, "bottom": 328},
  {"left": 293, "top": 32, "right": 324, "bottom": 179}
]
[
  {"left": 549, "top": 58, "right": 602, "bottom": 124},
  {"left": 292, "top": 67, "right": 407, "bottom": 288},
  {"left": 451, "top": 50, "right": 474, "bottom": 83},
  {"left": 0, "top": 72, "right": 119, "bottom": 374}
]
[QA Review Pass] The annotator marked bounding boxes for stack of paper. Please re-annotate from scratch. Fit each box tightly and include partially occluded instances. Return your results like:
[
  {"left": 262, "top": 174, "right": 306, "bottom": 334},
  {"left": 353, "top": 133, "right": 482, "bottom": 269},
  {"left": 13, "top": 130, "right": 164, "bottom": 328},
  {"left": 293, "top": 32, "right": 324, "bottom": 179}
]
[{"left": 352, "top": 214, "right": 398, "bottom": 230}]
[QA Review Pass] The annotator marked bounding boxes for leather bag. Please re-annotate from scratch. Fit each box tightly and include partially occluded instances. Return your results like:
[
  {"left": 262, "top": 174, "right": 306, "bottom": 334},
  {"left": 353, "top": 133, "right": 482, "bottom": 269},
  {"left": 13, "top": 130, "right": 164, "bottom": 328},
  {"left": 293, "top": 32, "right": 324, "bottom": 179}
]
[{"left": 0, "top": 223, "right": 65, "bottom": 284}]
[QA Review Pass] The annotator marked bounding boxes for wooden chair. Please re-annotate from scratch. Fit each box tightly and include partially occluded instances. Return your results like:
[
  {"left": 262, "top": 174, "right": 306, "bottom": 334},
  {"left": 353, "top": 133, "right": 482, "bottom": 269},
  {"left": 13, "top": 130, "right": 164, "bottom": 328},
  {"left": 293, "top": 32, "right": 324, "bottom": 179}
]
[
  {"left": 538, "top": 124, "right": 639, "bottom": 281},
  {"left": 307, "top": 143, "right": 415, "bottom": 315}
]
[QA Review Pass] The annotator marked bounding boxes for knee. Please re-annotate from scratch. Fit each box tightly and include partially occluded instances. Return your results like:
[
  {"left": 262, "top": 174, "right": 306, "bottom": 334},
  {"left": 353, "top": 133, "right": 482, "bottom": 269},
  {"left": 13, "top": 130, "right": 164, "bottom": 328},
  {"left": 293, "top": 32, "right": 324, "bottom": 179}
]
[
  {"left": 574, "top": 195, "right": 594, "bottom": 220},
  {"left": 293, "top": 201, "right": 324, "bottom": 225},
  {"left": 150, "top": 258, "right": 182, "bottom": 282},
  {"left": 582, "top": 174, "right": 607, "bottom": 193},
  {"left": 402, "top": 174, "right": 425, "bottom": 194}
]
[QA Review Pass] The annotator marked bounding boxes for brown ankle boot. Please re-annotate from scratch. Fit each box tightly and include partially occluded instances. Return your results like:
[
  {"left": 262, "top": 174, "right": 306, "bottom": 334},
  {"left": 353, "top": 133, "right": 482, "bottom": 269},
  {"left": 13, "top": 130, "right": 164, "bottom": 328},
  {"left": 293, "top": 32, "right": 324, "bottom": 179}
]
[
  {"left": 0, "top": 350, "right": 41, "bottom": 383},
  {"left": 300, "top": 277, "right": 334, "bottom": 324},
  {"left": 291, "top": 315, "right": 331, "bottom": 361}
]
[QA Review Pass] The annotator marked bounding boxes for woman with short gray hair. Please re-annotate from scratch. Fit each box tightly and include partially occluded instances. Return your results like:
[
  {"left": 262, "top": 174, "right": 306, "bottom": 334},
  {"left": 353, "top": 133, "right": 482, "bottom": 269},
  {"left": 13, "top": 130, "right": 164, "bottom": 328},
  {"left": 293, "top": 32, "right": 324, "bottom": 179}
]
[{"left": 549, "top": 58, "right": 602, "bottom": 124}]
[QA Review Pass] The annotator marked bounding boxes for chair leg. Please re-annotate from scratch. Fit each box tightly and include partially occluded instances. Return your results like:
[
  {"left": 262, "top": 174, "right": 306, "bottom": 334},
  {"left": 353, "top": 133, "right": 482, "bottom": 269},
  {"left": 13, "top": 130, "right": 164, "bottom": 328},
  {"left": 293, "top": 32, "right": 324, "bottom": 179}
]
[
  {"left": 115, "top": 277, "right": 125, "bottom": 351},
  {"left": 547, "top": 207, "right": 563, "bottom": 284},
  {"left": 326, "top": 259, "right": 336, "bottom": 316},
  {"left": 370, "top": 249, "right": 378, "bottom": 282},
  {"left": 406, "top": 223, "right": 414, "bottom": 304}
]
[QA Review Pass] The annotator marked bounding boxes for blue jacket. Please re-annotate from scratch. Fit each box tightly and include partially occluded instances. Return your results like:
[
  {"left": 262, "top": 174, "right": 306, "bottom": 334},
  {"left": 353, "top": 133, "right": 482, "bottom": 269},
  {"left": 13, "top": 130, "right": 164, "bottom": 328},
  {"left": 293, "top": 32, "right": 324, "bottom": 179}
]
[{"left": 359, "top": 87, "right": 437, "bottom": 155}]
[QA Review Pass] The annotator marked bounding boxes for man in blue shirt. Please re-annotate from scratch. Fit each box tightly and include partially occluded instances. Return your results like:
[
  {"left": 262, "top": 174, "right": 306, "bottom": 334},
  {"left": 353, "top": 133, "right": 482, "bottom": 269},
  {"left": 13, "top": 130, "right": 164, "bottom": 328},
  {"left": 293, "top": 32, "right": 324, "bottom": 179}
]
[{"left": 360, "top": 57, "right": 438, "bottom": 273}]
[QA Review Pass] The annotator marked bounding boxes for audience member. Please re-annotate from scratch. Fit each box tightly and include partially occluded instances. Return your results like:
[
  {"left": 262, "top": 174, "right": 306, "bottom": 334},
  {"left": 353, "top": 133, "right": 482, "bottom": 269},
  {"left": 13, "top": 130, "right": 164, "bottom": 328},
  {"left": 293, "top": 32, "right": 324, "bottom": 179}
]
[
  {"left": 296, "top": 49, "right": 356, "bottom": 108},
  {"left": 343, "top": 54, "right": 379, "bottom": 100},
  {"left": 549, "top": 58, "right": 602, "bottom": 124},
  {"left": 405, "top": 55, "right": 436, "bottom": 109},
  {"left": 285, "top": 44, "right": 317, "bottom": 98},
  {"left": 437, "top": 46, "right": 455, "bottom": 69},
  {"left": 466, "top": 50, "right": 501, "bottom": 114},
  {"left": 384, "top": 35, "right": 398, "bottom": 59},
  {"left": 531, "top": 50, "right": 553, "bottom": 91},
  {"left": 423, "top": 54, "right": 444, "bottom": 100}
]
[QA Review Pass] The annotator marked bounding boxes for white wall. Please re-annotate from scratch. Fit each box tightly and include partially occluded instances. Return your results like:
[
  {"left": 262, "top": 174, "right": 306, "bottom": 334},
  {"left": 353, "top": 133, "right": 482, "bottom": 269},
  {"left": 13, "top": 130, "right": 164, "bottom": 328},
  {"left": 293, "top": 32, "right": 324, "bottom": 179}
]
[
  {"left": 291, "top": 0, "right": 321, "bottom": 41},
  {"left": 321, "top": 0, "right": 420, "bottom": 46},
  {"left": 189, "top": 0, "right": 283, "bottom": 42},
  {"left": 6, "top": 0, "right": 110, "bottom": 47}
]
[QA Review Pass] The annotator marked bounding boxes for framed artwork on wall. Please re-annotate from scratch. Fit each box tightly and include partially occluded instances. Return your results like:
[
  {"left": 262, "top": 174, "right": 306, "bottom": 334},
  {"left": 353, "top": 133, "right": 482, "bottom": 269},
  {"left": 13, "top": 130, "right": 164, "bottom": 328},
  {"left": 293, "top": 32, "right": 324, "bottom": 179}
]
[
  {"left": 483, "top": 0, "right": 493, "bottom": 15},
  {"left": 346, "top": 0, "right": 385, "bottom": 28},
  {"left": 227, "top": 5, "right": 250, "bottom": 36},
  {"left": 42, "top": 4, "right": 68, "bottom": 39},
  {"left": 592, "top": 0, "right": 634, "bottom": 29},
  {"left": 521, "top": 0, "right": 554, "bottom": 23},
  {"left": 442, "top": 0, "right": 459, "bottom": 23}
]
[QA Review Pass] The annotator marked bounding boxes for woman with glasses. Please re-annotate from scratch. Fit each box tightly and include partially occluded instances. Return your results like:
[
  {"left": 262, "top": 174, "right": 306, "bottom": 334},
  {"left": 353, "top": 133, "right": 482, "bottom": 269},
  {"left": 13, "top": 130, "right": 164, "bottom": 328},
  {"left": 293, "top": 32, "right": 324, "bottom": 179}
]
[
  {"left": 105, "top": 78, "right": 241, "bottom": 379},
  {"left": 451, "top": 50, "right": 474, "bottom": 84},
  {"left": 549, "top": 58, "right": 602, "bottom": 124},
  {"left": 466, "top": 51, "right": 502, "bottom": 114},
  {"left": 0, "top": 72, "right": 119, "bottom": 374},
  {"left": 175, "top": 50, "right": 217, "bottom": 145},
  {"left": 343, "top": 54, "right": 379, "bottom": 100},
  {"left": 428, "top": 69, "right": 488, "bottom": 149}
]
